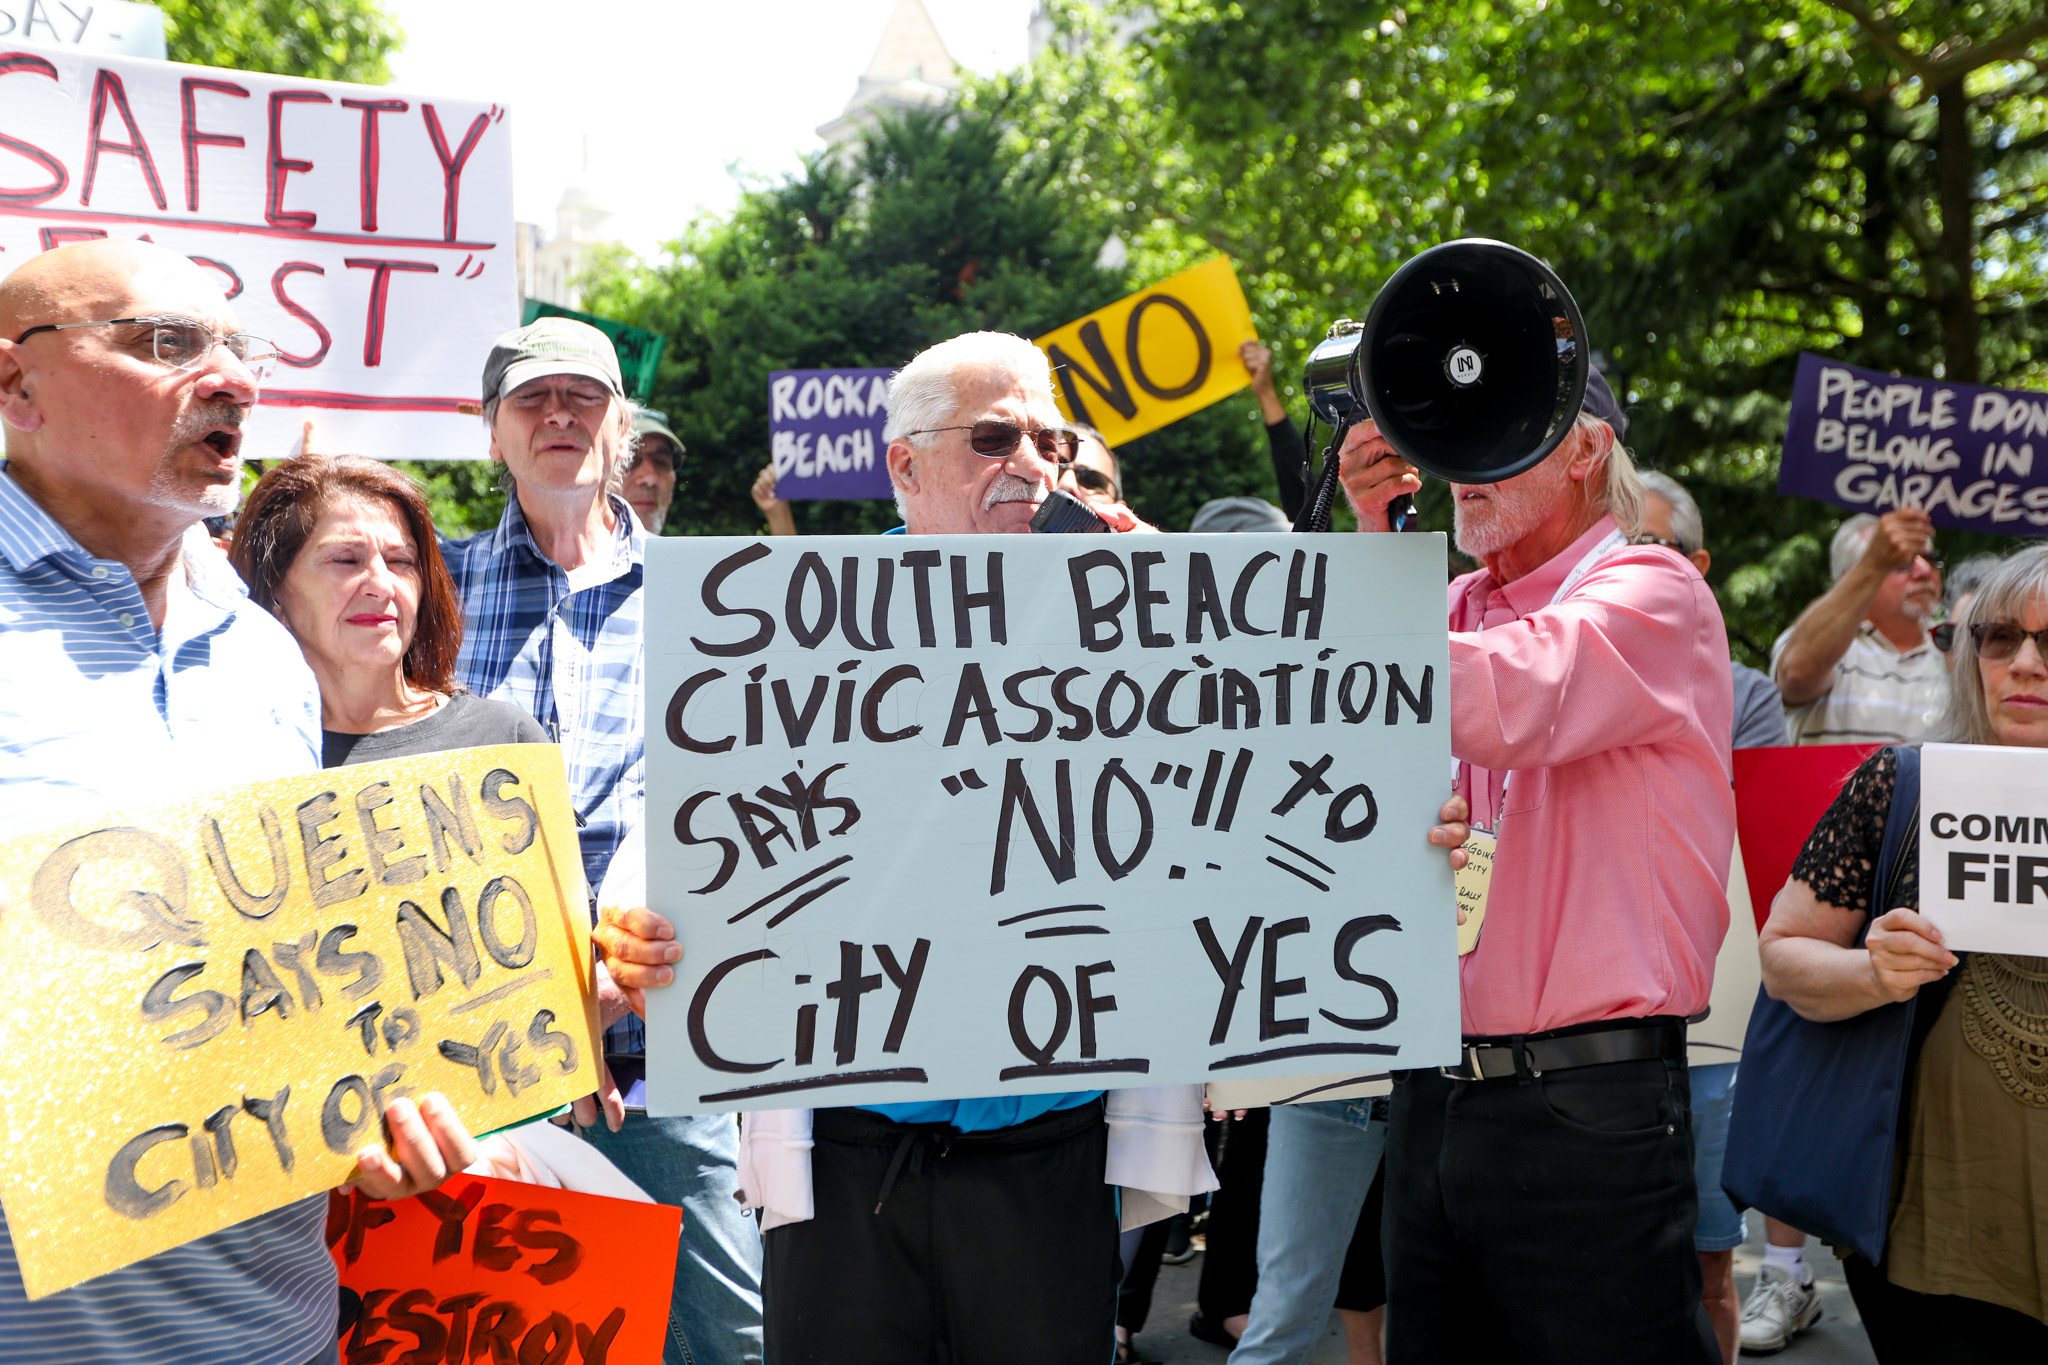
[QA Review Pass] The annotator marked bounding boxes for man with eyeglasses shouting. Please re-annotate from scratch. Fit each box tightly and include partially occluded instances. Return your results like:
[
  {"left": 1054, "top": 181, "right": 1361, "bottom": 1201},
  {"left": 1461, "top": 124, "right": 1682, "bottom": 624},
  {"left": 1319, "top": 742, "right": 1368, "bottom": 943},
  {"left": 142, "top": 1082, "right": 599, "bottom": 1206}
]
[{"left": 0, "top": 239, "right": 489, "bottom": 1364}]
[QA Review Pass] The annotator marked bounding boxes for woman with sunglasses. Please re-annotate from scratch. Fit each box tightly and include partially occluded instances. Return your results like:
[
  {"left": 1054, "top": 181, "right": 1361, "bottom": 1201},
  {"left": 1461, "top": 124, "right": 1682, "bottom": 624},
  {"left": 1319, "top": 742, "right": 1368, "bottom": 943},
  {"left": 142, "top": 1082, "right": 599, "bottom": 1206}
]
[{"left": 1757, "top": 543, "right": 2048, "bottom": 1360}]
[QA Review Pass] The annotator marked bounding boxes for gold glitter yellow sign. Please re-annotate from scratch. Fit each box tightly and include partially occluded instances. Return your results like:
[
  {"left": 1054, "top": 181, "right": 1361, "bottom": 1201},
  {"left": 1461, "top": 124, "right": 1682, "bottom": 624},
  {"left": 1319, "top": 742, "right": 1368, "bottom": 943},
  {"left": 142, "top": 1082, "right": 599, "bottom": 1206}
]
[{"left": 0, "top": 744, "right": 600, "bottom": 1299}]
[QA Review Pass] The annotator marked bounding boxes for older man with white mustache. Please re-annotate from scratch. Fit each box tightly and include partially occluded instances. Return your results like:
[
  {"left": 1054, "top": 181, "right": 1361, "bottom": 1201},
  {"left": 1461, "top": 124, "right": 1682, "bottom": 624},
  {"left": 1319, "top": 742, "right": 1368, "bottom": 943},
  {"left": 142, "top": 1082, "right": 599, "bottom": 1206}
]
[
  {"left": 1337, "top": 368, "right": 1735, "bottom": 1365},
  {"left": 884, "top": 330, "right": 1149, "bottom": 535},
  {"left": 745, "top": 331, "right": 1146, "bottom": 1362}
]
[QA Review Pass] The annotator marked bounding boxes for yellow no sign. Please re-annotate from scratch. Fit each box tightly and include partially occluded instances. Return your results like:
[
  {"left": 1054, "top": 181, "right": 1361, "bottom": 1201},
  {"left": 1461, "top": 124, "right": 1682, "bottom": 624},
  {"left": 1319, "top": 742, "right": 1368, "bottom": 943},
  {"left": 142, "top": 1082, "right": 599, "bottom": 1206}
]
[
  {"left": 0, "top": 745, "right": 599, "bottom": 1298},
  {"left": 1035, "top": 257, "right": 1260, "bottom": 447}
]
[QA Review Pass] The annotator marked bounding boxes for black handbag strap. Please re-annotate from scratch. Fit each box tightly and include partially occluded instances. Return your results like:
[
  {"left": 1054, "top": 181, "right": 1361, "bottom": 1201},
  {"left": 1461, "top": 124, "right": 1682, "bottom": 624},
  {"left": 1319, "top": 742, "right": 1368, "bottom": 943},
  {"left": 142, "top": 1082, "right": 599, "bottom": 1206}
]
[{"left": 1859, "top": 745, "right": 1921, "bottom": 949}]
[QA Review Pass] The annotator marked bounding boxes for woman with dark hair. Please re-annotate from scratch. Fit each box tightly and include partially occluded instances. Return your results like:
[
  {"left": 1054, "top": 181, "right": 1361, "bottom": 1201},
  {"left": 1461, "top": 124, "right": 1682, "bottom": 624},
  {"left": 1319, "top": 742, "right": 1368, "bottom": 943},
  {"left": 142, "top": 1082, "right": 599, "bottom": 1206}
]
[
  {"left": 1758, "top": 541, "right": 2048, "bottom": 1360},
  {"left": 232, "top": 454, "right": 545, "bottom": 764}
]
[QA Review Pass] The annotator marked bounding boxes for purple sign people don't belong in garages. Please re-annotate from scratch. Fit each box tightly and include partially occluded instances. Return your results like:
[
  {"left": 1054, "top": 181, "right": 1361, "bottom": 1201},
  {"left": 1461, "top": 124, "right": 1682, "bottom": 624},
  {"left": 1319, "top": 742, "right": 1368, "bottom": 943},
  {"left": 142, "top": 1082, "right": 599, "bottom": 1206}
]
[
  {"left": 1779, "top": 350, "right": 2048, "bottom": 536},
  {"left": 769, "top": 368, "right": 897, "bottom": 501}
]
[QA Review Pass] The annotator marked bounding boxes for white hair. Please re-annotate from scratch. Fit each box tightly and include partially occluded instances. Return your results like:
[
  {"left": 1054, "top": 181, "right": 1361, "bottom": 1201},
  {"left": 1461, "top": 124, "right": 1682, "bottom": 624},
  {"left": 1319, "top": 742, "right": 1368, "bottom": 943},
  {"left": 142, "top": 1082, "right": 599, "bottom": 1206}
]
[
  {"left": 1830, "top": 514, "right": 1879, "bottom": 582},
  {"left": 884, "top": 331, "right": 1057, "bottom": 523},
  {"left": 1583, "top": 413, "right": 1645, "bottom": 537},
  {"left": 1637, "top": 469, "right": 1704, "bottom": 556}
]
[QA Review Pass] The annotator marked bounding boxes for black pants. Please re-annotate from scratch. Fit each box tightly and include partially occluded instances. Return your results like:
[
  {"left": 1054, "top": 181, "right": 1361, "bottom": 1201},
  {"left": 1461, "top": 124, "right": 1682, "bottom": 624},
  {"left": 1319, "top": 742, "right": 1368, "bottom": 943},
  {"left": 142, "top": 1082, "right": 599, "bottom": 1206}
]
[
  {"left": 762, "top": 1101, "right": 1118, "bottom": 1365},
  {"left": 1846, "top": 1254, "right": 2048, "bottom": 1363},
  {"left": 1196, "top": 1106, "right": 1267, "bottom": 1323},
  {"left": 1117, "top": 1216, "right": 1173, "bottom": 1333},
  {"left": 1384, "top": 1058, "right": 1719, "bottom": 1364}
]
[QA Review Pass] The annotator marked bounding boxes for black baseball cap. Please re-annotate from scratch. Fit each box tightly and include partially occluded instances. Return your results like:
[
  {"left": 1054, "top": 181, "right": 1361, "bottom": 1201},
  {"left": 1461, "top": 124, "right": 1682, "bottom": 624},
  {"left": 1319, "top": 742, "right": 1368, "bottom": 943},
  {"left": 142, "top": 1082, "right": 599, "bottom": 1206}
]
[{"left": 1582, "top": 365, "right": 1627, "bottom": 441}]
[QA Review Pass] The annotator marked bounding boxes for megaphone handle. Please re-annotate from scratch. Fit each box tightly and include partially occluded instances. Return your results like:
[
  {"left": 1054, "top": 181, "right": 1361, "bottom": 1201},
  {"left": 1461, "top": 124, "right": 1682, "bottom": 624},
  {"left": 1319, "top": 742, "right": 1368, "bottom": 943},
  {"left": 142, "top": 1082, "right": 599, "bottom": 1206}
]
[
  {"left": 1292, "top": 418, "right": 1350, "bottom": 534},
  {"left": 1387, "top": 493, "right": 1416, "bottom": 532}
]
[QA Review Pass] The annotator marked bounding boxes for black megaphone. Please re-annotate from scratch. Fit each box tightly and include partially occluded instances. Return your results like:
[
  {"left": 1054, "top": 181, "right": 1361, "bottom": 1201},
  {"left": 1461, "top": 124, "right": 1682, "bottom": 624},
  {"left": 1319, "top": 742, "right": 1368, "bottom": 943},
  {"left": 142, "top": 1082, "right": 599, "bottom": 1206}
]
[{"left": 1293, "top": 239, "right": 1589, "bottom": 532}]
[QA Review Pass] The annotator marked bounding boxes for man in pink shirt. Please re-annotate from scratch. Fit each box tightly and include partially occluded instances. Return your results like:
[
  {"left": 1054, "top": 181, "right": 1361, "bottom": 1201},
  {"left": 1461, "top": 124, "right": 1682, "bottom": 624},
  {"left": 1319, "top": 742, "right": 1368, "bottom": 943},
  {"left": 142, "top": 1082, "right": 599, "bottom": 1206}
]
[{"left": 1340, "top": 367, "right": 1733, "bottom": 1365}]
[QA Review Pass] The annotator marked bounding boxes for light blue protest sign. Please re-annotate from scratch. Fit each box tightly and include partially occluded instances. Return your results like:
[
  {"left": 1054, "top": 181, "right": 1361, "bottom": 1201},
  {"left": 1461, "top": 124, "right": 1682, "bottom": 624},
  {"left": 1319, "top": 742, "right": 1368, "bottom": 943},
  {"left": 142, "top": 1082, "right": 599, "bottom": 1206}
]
[
  {"left": 768, "top": 368, "right": 895, "bottom": 501},
  {"left": 641, "top": 534, "right": 1459, "bottom": 1111}
]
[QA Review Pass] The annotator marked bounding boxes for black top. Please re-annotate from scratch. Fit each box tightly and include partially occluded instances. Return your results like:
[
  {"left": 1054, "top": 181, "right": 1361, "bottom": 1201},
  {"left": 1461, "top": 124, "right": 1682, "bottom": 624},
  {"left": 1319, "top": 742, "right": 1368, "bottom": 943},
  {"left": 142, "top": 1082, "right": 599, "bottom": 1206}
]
[
  {"left": 1789, "top": 746, "right": 1911, "bottom": 914},
  {"left": 322, "top": 690, "right": 548, "bottom": 768},
  {"left": 1267, "top": 416, "right": 1311, "bottom": 520}
]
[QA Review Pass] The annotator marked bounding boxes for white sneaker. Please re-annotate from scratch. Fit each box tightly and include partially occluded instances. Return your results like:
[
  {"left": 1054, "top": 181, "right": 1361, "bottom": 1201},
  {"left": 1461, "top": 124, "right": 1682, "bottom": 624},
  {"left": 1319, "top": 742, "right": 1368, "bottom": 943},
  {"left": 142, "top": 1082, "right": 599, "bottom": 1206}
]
[{"left": 1739, "top": 1263, "right": 1822, "bottom": 1354}]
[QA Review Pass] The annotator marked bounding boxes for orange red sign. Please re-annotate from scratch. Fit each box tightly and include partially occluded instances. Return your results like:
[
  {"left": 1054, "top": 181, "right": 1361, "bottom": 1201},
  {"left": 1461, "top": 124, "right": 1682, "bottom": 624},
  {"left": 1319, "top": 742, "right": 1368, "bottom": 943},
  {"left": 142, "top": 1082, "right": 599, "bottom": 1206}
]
[{"left": 328, "top": 1174, "right": 682, "bottom": 1364}]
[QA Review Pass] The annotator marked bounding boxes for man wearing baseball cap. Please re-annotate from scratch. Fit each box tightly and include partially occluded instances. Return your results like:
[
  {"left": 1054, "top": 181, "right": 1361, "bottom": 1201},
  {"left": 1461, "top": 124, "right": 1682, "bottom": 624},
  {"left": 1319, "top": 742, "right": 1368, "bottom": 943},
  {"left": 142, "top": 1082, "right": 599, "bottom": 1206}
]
[
  {"left": 1337, "top": 366, "right": 1733, "bottom": 1363},
  {"left": 442, "top": 318, "right": 764, "bottom": 1365},
  {"left": 624, "top": 409, "right": 683, "bottom": 533}
]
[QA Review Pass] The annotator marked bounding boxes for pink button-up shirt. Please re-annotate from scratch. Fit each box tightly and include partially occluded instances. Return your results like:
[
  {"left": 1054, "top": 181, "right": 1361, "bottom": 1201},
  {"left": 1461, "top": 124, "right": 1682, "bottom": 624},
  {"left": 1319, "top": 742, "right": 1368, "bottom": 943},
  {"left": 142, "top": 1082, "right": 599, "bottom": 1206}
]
[{"left": 1450, "top": 516, "right": 1735, "bottom": 1038}]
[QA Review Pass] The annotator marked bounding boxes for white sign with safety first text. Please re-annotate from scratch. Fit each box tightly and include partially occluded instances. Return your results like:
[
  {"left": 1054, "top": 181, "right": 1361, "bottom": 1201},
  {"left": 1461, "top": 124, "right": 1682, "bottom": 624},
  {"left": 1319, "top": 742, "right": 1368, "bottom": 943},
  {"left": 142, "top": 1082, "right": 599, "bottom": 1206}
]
[{"left": 0, "top": 40, "right": 514, "bottom": 458}]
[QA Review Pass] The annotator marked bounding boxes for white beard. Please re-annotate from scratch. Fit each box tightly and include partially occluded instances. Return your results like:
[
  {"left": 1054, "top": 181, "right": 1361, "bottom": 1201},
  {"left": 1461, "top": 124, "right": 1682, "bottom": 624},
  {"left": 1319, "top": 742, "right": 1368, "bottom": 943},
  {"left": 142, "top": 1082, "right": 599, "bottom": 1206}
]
[
  {"left": 1453, "top": 459, "right": 1569, "bottom": 559},
  {"left": 147, "top": 458, "right": 240, "bottom": 518}
]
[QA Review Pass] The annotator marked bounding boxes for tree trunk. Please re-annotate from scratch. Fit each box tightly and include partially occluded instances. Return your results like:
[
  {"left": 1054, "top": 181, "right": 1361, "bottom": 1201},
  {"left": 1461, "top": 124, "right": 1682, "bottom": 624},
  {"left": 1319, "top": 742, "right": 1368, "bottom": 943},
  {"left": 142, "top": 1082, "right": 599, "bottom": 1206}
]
[{"left": 1933, "top": 78, "right": 1980, "bottom": 383}]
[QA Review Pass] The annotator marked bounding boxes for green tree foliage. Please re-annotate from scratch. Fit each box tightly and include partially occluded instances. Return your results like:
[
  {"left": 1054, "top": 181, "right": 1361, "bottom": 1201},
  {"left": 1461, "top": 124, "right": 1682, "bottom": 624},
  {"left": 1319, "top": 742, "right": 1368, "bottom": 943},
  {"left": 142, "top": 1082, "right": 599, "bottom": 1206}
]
[
  {"left": 580, "top": 98, "right": 1279, "bottom": 537},
  {"left": 159, "top": 0, "right": 403, "bottom": 84},
  {"left": 1009, "top": 0, "right": 2048, "bottom": 662}
]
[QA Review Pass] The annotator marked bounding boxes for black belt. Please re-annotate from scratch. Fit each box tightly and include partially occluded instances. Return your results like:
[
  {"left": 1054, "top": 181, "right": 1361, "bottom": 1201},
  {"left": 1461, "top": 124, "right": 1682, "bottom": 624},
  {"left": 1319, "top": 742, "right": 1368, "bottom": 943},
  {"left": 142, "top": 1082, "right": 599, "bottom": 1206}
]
[{"left": 1440, "top": 1017, "right": 1683, "bottom": 1082}]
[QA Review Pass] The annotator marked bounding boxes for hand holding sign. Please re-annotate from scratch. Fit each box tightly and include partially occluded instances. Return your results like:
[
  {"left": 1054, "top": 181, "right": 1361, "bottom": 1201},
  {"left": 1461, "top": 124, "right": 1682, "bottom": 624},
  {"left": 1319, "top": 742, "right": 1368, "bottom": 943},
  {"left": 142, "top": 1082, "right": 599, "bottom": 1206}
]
[
  {"left": 595, "top": 904, "right": 682, "bottom": 1013},
  {"left": 347, "top": 1092, "right": 480, "bottom": 1200},
  {"left": 1865, "top": 909, "right": 1957, "bottom": 1002}
]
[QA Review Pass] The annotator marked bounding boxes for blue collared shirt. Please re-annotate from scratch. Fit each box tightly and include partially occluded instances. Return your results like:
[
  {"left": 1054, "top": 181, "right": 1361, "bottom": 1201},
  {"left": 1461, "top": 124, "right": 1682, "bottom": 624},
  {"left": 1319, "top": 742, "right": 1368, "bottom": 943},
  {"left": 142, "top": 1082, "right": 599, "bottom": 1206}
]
[
  {"left": 0, "top": 464, "right": 333, "bottom": 1365},
  {"left": 443, "top": 492, "right": 647, "bottom": 1053}
]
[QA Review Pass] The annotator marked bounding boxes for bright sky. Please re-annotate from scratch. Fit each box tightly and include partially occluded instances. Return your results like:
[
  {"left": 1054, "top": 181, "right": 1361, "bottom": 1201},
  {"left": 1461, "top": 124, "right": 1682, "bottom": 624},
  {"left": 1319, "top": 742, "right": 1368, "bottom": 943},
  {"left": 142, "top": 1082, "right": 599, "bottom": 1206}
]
[{"left": 384, "top": 0, "right": 1038, "bottom": 261}]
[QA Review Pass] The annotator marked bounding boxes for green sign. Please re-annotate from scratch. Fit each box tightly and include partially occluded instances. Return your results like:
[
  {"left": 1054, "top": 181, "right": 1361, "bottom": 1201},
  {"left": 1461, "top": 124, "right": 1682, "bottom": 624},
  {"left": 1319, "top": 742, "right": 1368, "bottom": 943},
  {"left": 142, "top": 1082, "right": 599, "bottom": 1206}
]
[{"left": 519, "top": 300, "right": 667, "bottom": 403}]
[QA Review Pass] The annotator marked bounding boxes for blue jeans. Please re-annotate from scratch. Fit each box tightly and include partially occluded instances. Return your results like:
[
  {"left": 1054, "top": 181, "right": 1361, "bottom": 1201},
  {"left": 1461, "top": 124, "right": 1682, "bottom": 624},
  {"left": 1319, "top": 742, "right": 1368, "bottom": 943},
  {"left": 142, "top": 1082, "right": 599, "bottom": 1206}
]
[
  {"left": 1231, "top": 1099, "right": 1387, "bottom": 1365},
  {"left": 580, "top": 1113, "right": 764, "bottom": 1365},
  {"left": 1688, "top": 1062, "right": 1743, "bottom": 1252}
]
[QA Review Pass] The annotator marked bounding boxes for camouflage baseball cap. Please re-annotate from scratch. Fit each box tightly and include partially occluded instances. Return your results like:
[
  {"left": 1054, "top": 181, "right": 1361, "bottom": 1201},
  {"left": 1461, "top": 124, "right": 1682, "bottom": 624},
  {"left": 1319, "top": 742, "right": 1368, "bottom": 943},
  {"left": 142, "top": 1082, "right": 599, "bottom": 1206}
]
[
  {"left": 481, "top": 317, "right": 623, "bottom": 402},
  {"left": 633, "top": 408, "right": 684, "bottom": 456}
]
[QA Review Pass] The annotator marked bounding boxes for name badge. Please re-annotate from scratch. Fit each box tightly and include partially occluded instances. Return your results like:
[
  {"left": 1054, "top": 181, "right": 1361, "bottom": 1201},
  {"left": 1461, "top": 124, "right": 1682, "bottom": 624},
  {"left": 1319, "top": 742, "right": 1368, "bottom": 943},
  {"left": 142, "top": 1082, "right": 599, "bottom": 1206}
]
[{"left": 1457, "top": 830, "right": 1497, "bottom": 956}]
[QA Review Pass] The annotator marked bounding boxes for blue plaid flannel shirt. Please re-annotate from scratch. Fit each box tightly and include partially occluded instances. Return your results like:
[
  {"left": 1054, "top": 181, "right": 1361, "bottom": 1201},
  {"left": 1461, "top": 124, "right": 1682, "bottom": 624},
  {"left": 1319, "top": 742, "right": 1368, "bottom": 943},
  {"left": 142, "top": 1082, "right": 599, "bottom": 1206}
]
[{"left": 443, "top": 492, "right": 649, "bottom": 1054}]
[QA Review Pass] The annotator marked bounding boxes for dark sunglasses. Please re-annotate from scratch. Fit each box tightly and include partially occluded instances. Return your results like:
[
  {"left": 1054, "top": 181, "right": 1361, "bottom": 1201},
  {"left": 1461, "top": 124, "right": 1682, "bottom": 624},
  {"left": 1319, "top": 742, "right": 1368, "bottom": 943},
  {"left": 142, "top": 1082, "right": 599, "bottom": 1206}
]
[
  {"left": 1969, "top": 622, "right": 2048, "bottom": 662},
  {"left": 1629, "top": 533, "right": 1686, "bottom": 553},
  {"left": 903, "top": 419, "right": 1079, "bottom": 463},
  {"left": 1931, "top": 622, "right": 1957, "bottom": 653},
  {"left": 1064, "top": 463, "right": 1115, "bottom": 496}
]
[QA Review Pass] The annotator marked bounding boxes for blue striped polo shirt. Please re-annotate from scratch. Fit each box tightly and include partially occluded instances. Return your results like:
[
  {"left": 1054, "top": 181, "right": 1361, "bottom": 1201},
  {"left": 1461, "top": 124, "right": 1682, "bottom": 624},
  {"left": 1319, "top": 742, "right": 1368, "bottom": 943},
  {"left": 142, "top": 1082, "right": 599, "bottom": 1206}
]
[{"left": 0, "top": 464, "right": 336, "bottom": 1365}]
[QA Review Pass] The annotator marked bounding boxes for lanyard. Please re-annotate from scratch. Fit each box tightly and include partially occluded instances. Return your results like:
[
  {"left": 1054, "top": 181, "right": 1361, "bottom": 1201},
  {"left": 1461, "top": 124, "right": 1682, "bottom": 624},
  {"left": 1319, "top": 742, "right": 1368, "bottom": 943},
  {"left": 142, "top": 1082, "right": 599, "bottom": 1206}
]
[{"left": 1471, "top": 527, "right": 1630, "bottom": 832}]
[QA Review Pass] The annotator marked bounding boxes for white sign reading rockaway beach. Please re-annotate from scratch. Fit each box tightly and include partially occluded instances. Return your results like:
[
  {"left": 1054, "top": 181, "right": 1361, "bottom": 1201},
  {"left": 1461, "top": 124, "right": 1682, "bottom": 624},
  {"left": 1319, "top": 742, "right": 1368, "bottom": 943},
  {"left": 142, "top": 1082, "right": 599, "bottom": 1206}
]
[
  {"left": 642, "top": 533, "right": 1460, "bottom": 1112},
  {"left": 0, "top": 40, "right": 513, "bottom": 457},
  {"left": 1922, "top": 742, "right": 2048, "bottom": 956}
]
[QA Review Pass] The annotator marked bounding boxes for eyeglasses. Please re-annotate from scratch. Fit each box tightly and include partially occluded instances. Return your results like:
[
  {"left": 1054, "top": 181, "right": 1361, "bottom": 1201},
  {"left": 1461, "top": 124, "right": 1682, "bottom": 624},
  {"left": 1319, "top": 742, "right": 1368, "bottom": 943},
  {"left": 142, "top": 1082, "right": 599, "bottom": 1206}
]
[
  {"left": 903, "top": 419, "right": 1079, "bottom": 463},
  {"left": 1969, "top": 622, "right": 2048, "bottom": 662},
  {"left": 1063, "top": 462, "right": 1116, "bottom": 496},
  {"left": 1890, "top": 554, "right": 1944, "bottom": 577},
  {"left": 1931, "top": 622, "right": 1957, "bottom": 653},
  {"left": 1629, "top": 533, "right": 1689, "bottom": 553},
  {"left": 15, "top": 315, "right": 280, "bottom": 382}
]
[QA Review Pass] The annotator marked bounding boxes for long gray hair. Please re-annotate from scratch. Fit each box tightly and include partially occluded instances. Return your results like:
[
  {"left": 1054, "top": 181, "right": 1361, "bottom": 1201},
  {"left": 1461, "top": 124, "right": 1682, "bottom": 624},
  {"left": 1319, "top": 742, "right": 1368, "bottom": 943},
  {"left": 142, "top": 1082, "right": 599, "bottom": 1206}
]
[{"left": 1933, "top": 543, "right": 2048, "bottom": 745}]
